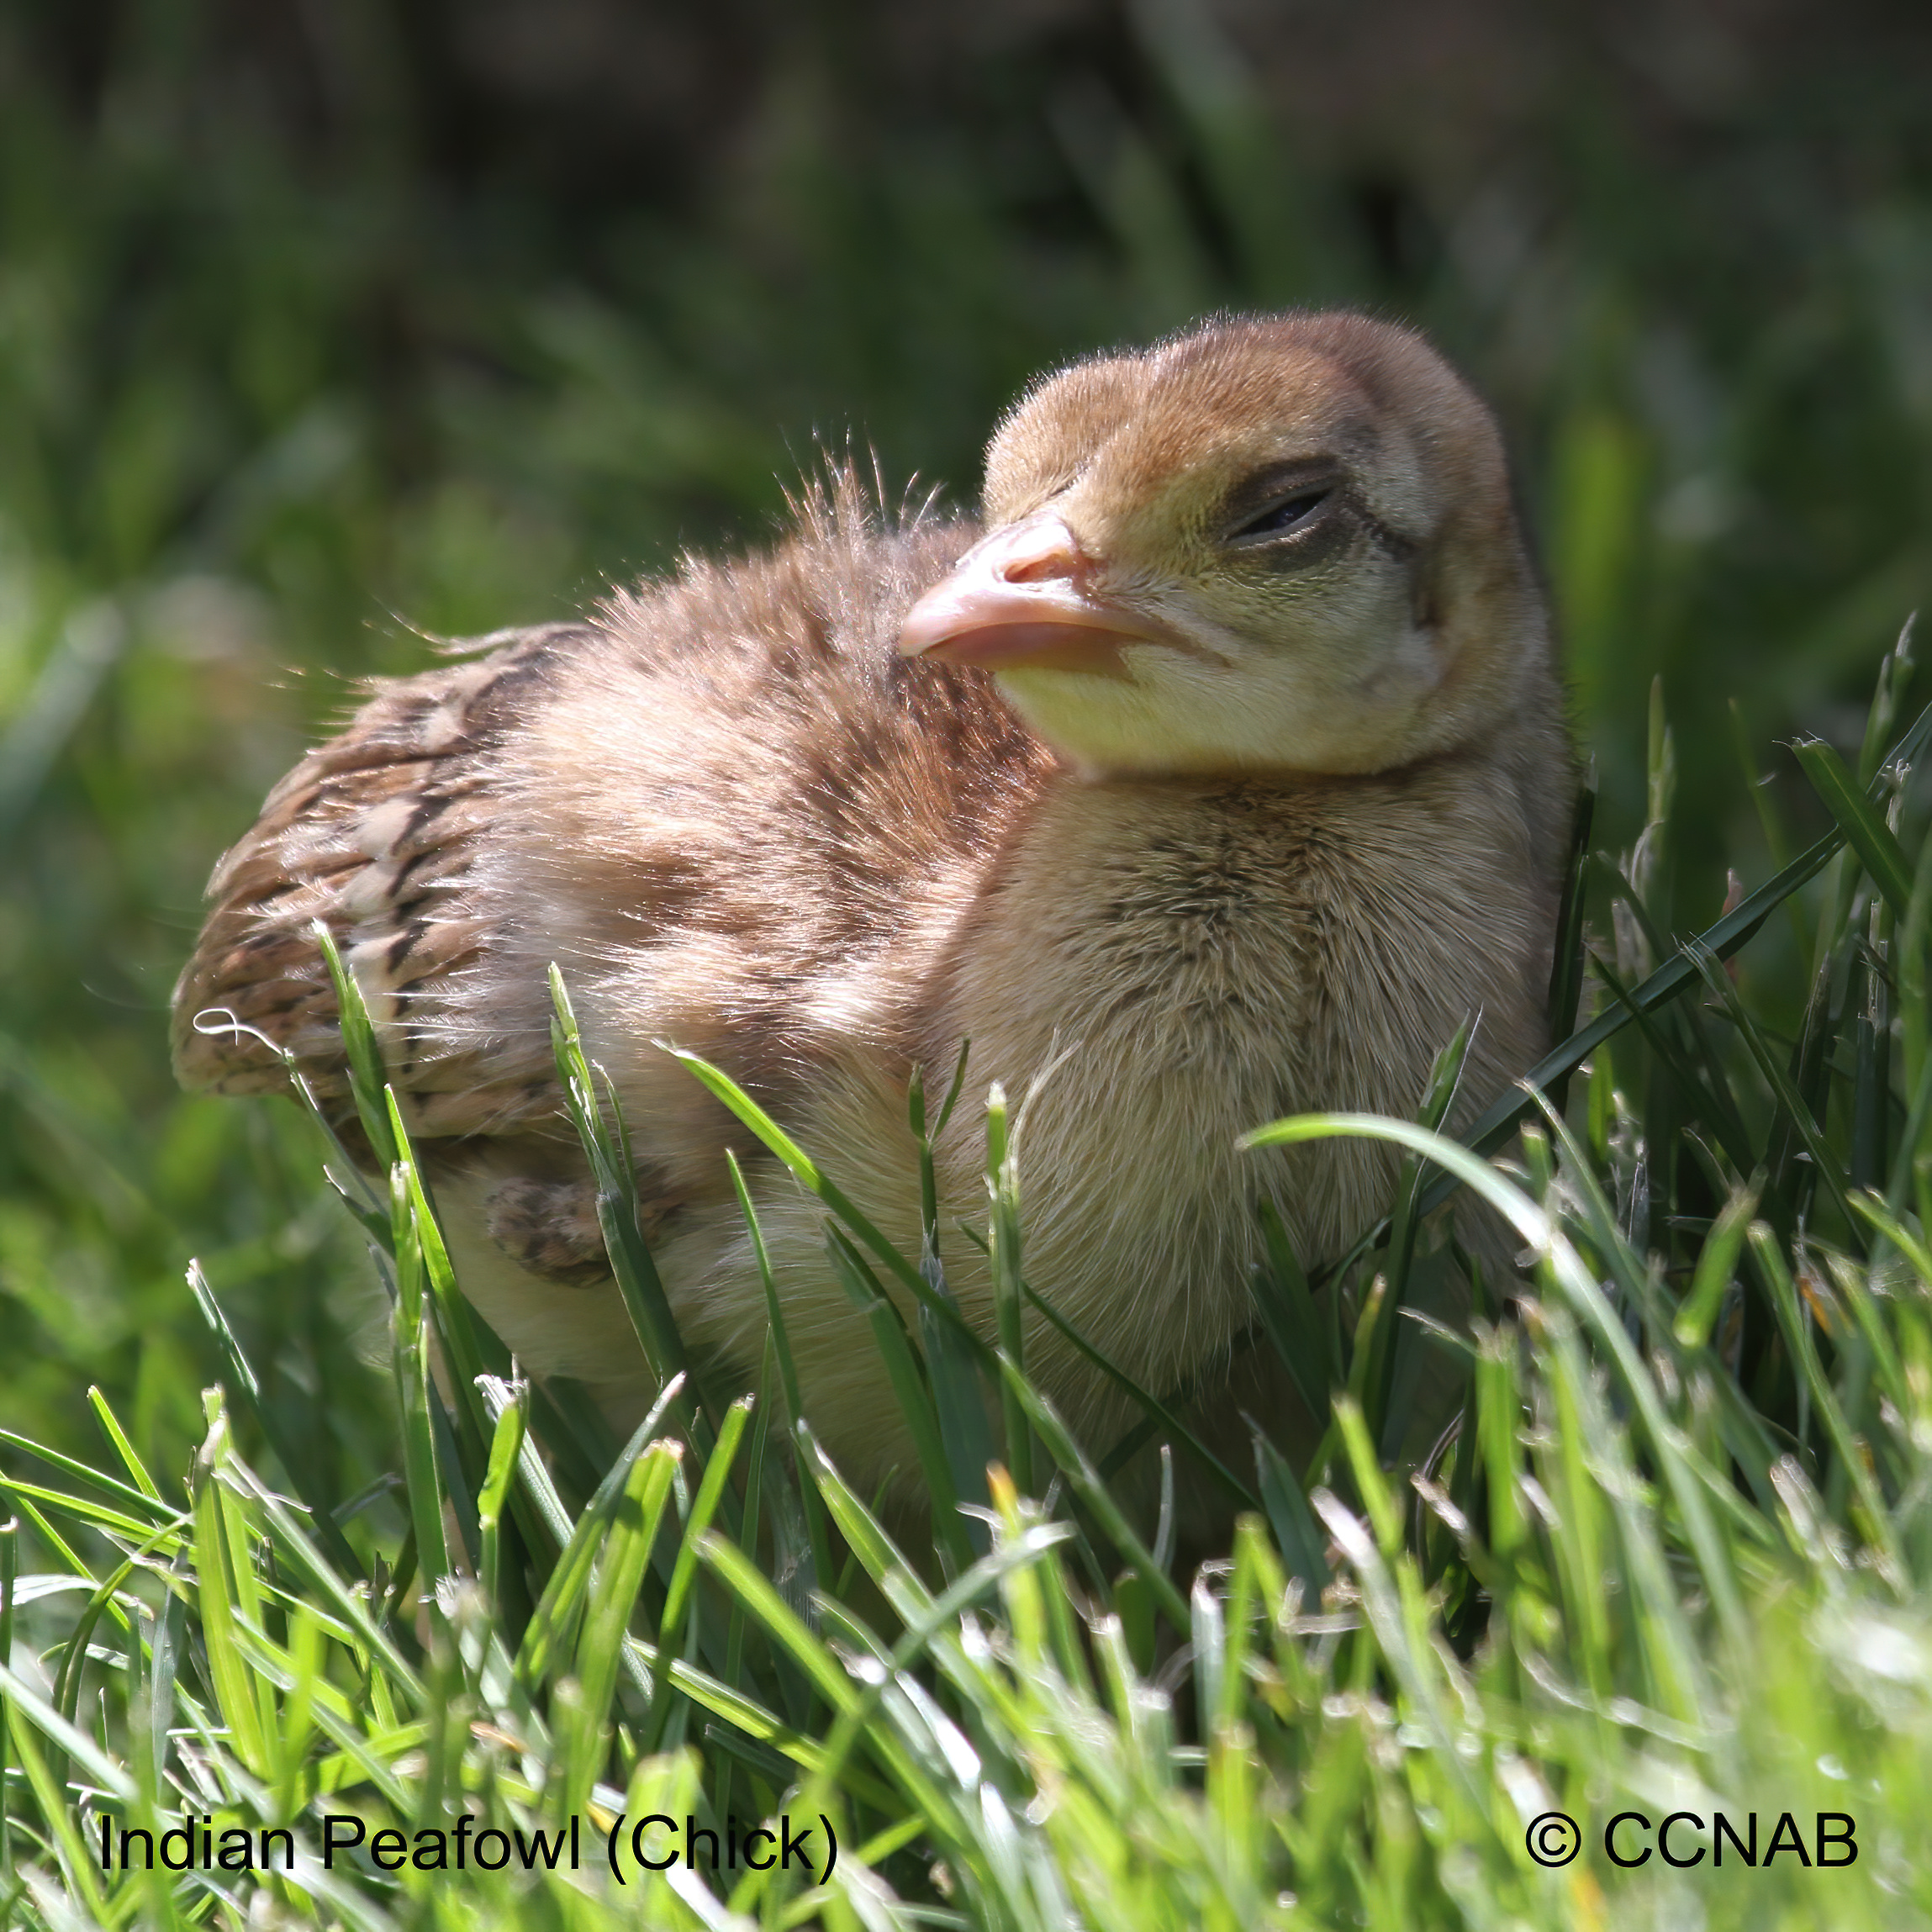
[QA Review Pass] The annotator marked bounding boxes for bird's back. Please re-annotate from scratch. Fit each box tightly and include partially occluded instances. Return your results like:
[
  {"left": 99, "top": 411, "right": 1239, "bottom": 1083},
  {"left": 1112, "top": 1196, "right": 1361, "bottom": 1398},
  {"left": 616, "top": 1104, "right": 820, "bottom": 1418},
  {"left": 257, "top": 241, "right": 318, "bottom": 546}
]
[{"left": 173, "top": 480, "right": 1052, "bottom": 1161}]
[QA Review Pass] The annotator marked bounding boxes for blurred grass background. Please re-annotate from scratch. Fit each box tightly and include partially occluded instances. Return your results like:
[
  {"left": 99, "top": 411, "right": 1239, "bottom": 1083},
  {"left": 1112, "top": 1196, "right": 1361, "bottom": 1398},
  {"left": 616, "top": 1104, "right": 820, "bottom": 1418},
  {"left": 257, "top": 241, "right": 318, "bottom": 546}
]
[{"left": 2, "top": 0, "right": 1929, "bottom": 1481}]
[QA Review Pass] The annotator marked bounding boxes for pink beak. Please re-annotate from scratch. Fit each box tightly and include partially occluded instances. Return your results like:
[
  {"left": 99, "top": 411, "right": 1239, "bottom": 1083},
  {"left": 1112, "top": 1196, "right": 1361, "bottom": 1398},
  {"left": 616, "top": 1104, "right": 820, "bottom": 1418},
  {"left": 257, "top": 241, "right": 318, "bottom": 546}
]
[{"left": 897, "top": 514, "right": 1160, "bottom": 678}]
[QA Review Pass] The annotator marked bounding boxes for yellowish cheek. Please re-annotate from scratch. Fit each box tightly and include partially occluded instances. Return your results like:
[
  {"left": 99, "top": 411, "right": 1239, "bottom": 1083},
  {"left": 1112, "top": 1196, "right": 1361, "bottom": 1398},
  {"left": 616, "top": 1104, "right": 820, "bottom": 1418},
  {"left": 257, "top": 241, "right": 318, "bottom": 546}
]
[{"left": 998, "top": 633, "right": 1438, "bottom": 779}]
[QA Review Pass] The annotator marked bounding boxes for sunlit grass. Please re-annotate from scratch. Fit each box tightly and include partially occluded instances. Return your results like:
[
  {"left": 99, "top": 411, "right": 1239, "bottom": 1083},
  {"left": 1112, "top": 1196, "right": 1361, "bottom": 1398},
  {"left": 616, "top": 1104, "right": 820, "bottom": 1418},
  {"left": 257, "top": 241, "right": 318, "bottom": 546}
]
[{"left": 6, "top": 652, "right": 1932, "bottom": 1926}]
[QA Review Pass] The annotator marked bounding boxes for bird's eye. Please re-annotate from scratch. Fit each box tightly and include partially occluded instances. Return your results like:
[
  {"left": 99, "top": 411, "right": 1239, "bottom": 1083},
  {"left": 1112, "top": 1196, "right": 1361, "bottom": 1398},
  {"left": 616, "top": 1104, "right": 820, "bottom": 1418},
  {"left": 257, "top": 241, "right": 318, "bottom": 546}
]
[{"left": 1230, "top": 487, "right": 1334, "bottom": 543}]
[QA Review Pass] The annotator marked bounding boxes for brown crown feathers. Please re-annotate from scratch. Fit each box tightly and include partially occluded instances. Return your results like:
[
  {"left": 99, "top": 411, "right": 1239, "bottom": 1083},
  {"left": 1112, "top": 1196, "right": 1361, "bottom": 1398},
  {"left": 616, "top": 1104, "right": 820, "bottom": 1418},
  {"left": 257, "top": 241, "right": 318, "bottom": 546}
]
[{"left": 175, "top": 310, "right": 1573, "bottom": 1533}]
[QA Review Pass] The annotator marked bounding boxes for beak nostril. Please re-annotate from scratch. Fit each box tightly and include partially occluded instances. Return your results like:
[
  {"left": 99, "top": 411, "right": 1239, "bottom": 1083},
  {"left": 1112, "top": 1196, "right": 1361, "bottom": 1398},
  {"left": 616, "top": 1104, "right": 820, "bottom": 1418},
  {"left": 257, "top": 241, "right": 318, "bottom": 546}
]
[
  {"left": 990, "top": 515, "right": 1087, "bottom": 586},
  {"left": 1003, "top": 551, "right": 1076, "bottom": 585}
]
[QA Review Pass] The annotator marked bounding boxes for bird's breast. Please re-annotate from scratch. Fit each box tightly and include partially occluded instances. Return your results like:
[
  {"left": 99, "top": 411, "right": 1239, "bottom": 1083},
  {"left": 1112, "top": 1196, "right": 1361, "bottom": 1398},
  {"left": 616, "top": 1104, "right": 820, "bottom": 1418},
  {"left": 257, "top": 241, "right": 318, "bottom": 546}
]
[
  {"left": 932, "top": 780, "right": 1356, "bottom": 1102},
  {"left": 909, "top": 770, "right": 1547, "bottom": 1366}
]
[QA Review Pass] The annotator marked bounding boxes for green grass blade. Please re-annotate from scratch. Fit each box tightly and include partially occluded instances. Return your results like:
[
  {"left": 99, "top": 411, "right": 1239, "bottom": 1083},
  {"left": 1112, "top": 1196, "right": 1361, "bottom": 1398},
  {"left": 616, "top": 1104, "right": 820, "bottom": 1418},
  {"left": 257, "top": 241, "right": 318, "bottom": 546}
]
[
  {"left": 84, "top": 1388, "right": 161, "bottom": 1504},
  {"left": 1250, "top": 1426, "right": 1330, "bottom": 1602},
  {"left": 669, "top": 1043, "right": 991, "bottom": 1364},
  {"left": 984, "top": 1084, "right": 1033, "bottom": 1497},
  {"left": 726, "top": 1151, "right": 837, "bottom": 1598},
  {"left": 312, "top": 920, "right": 399, "bottom": 1169},
  {"left": 1793, "top": 736, "right": 1915, "bottom": 919},
  {"left": 996, "top": 1358, "right": 1190, "bottom": 1633},
  {"left": 550, "top": 969, "right": 710, "bottom": 1432},
  {"left": 644, "top": 1395, "right": 752, "bottom": 1748},
  {"left": 826, "top": 1225, "right": 975, "bottom": 1576},
  {"left": 189, "top": 1401, "right": 272, "bottom": 1782},
  {"left": 560, "top": 1439, "right": 678, "bottom": 1819},
  {"left": 514, "top": 1394, "right": 682, "bottom": 1696},
  {"left": 1547, "top": 771, "right": 1597, "bottom": 1068},
  {"left": 476, "top": 1384, "right": 528, "bottom": 1613},
  {"left": 1674, "top": 1177, "right": 1763, "bottom": 1349},
  {"left": 388, "top": 1169, "right": 453, "bottom": 1598}
]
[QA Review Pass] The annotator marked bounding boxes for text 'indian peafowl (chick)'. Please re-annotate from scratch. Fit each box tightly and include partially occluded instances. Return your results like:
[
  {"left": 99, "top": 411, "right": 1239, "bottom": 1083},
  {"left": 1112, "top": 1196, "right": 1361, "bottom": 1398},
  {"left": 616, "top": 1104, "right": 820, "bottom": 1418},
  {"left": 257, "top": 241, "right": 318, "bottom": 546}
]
[{"left": 174, "top": 311, "right": 1573, "bottom": 1529}]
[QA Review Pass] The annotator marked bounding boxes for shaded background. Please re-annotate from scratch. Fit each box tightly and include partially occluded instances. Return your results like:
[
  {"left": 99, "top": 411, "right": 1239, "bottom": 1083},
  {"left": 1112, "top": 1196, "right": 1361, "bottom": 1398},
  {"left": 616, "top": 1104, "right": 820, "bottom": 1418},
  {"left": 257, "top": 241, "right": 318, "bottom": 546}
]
[{"left": 3, "top": 0, "right": 1930, "bottom": 1473}]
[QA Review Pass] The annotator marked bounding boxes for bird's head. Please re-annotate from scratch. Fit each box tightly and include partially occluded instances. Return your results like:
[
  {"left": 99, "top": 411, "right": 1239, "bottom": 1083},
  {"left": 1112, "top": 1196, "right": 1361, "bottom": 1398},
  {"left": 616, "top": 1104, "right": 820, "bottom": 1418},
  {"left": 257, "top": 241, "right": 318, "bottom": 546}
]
[{"left": 899, "top": 311, "right": 1549, "bottom": 781}]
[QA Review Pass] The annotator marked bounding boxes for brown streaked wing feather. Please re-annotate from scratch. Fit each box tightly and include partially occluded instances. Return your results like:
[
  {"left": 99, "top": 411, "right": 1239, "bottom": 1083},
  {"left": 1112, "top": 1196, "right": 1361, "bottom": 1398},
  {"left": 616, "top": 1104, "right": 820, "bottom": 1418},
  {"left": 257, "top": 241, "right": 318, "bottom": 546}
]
[{"left": 170, "top": 624, "right": 583, "bottom": 1140}]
